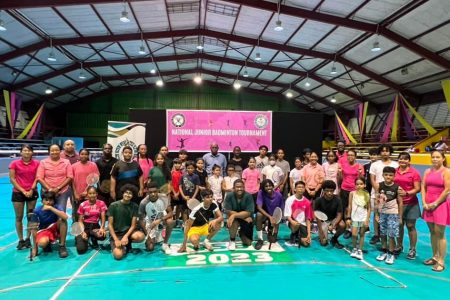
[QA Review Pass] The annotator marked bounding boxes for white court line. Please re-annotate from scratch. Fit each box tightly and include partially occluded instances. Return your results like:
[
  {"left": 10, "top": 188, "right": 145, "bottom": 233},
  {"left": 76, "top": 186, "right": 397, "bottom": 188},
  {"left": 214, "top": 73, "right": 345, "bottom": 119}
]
[
  {"left": 49, "top": 249, "right": 99, "bottom": 300},
  {"left": 0, "top": 241, "right": 16, "bottom": 252},
  {"left": 0, "top": 231, "right": 15, "bottom": 241},
  {"left": 342, "top": 248, "right": 407, "bottom": 288}
]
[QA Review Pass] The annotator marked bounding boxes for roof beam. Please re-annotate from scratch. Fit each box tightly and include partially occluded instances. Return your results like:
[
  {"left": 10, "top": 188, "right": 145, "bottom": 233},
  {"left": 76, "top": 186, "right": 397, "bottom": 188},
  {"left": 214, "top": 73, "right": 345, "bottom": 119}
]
[
  {"left": 1, "top": 28, "right": 409, "bottom": 94},
  {"left": 0, "top": 0, "right": 123, "bottom": 9},
  {"left": 225, "top": 0, "right": 450, "bottom": 71}
]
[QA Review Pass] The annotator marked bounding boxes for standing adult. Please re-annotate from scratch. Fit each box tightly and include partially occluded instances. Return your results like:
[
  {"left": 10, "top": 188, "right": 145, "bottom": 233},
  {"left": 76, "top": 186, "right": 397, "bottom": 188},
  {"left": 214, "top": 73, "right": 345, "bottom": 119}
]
[
  {"left": 422, "top": 151, "right": 450, "bottom": 272},
  {"left": 369, "top": 144, "right": 398, "bottom": 244},
  {"left": 255, "top": 145, "right": 269, "bottom": 178},
  {"left": 228, "top": 146, "right": 247, "bottom": 178},
  {"left": 335, "top": 141, "right": 348, "bottom": 165},
  {"left": 202, "top": 143, "right": 227, "bottom": 176},
  {"left": 37, "top": 144, "right": 73, "bottom": 211},
  {"left": 9, "top": 144, "right": 40, "bottom": 250},
  {"left": 276, "top": 148, "right": 290, "bottom": 197},
  {"left": 394, "top": 152, "right": 421, "bottom": 259},
  {"left": 159, "top": 145, "right": 173, "bottom": 170},
  {"left": 301, "top": 151, "right": 325, "bottom": 201},
  {"left": 95, "top": 143, "right": 118, "bottom": 206},
  {"left": 110, "top": 146, "right": 144, "bottom": 204},
  {"left": 60, "top": 139, "right": 80, "bottom": 164}
]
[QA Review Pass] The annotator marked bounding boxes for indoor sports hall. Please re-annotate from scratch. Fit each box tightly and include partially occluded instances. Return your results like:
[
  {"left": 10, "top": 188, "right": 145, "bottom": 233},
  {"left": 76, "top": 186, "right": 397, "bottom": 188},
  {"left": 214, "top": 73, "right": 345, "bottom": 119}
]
[{"left": 0, "top": 0, "right": 449, "bottom": 299}]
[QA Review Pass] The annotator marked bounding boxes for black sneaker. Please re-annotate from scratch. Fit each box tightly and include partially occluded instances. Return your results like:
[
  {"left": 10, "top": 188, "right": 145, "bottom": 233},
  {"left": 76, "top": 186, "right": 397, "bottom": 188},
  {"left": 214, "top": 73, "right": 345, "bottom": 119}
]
[
  {"left": 393, "top": 246, "right": 403, "bottom": 256},
  {"left": 406, "top": 249, "right": 416, "bottom": 260},
  {"left": 91, "top": 240, "right": 99, "bottom": 250},
  {"left": 255, "top": 239, "right": 264, "bottom": 250},
  {"left": 24, "top": 238, "right": 31, "bottom": 248},
  {"left": 59, "top": 245, "right": 68, "bottom": 258},
  {"left": 343, "top": 230, "right": 352, "bottom": 239},
  {"left": 43, "top": 244, "right": 53, "bottom": 253},
  {"left": 369, "top": 235, "right": 380, "bottom": 245},
  {"left": 331, "top": 238, "right": 344, "bottom": 249},
  {"left": 17, "top": 240, "right": 27, "bottom": 250}
]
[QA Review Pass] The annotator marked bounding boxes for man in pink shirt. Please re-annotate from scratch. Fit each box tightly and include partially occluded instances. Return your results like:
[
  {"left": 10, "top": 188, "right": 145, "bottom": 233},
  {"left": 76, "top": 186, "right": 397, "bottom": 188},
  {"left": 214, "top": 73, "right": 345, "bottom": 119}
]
[
  {"left": 335, "top": 141, "right": 348, "bottom": 165},
  {"left": 60, "top": 139, "right": 80, "bottom": 164}
]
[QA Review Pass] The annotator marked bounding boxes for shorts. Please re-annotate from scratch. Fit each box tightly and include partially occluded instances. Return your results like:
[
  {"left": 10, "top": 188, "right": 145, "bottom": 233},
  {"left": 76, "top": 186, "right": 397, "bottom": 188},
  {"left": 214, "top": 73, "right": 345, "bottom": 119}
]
[
  {"left": 340, "top": 190, "right": 350, "bottom": 214},
  {"left": 11, "top": 190, "right": 39, "bottom": 202},
  {"left": 171, "top": 197, "right": 187, "bottom": 208},
  {"left": 402, "top": 204, "right": 421, "bottom": 220},
  {"left": 352, "top": 221, "right": 366, "bottom": 228},
  {"left": 288, "top": 222, "right": 308, "bottom": 238},
  {"left": 36, "top": 223, "right": 60, "bottom": 243},
  {"left": 379, "top": 213, "right": 399, "bottom": 238},
  {"left": 110, "top": 230, "right": 136, "bottom": 252},
  {"left": 236, "top": 218, "right": 253, "bottom": 241},
  {"left": 188, "top": 223, "right": 209, "bottom": 238}
]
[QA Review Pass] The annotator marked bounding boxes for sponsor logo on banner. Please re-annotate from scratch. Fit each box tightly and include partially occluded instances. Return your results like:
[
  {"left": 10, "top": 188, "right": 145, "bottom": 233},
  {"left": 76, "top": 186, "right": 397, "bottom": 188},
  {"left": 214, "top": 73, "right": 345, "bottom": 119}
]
[{"left": 107, "top": 121, "right": 146, "bottom": 159}]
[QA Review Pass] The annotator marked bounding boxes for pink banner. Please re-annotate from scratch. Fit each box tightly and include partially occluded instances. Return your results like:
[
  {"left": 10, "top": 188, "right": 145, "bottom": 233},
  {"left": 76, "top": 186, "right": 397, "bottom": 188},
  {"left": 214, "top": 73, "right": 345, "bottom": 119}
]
[{"left": 166, "top": 110, "right": 272, "bottom": 152}]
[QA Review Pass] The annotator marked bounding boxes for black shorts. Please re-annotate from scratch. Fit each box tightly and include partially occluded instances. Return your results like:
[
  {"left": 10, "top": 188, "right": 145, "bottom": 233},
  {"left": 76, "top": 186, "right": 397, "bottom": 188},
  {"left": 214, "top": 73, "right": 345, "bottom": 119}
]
[
  {"left": 237, "top": 219, "right": 253, "bottom": 241},
  {"left": 171, "top": 197, "right": 187, "bottom": 209},
  {"left": 11, "top": 191, "right": 39, "bottom": 203},
  {"left": 288, "top": 223, "right": 308, "bottom": 238},
  {"left": 109, "top": 230, "right": 138, "bottom": 251},
  {"left": 340, "top": 189, "right": 351, "bottom": 213}
]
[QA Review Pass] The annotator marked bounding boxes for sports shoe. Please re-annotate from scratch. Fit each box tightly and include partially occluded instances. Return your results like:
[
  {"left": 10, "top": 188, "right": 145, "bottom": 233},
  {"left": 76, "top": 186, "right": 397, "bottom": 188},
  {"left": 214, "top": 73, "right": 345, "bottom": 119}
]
[
  {"left": 228, "top": 241, "right": 236, "bottom": 251},
  {"left": 376, "top": 252, "right": 387, "bottom": 261},
  {"left": 355, "top": 249, "right": 363, "bottom": 260},
  {"left": 343, "top": 230, "right": 352, "bottom": 239},
  {"left": 369, "top": 235, "right": 380, "bottom": 245},
  {"left": 407, "top": 249, "right": 416, "bottom": 260},
  {"left": 204, "top": 240, "right": 213, "bottom": 251},
  {"left": 331, "top": 238, "right": 344, "bottom": 249},
  {"left": 285, "top": 241, "right": 298, "bottom": 247},
  {"left": 59, "top": 245, "right": 68, "bottom": 258},
  {"left": 17, "top": 240, "right": 27, "bottom": 250},
  {"left": 91, "top": 239, "right": 99, "bottom": 250},
  {"left": 311, "top": 223, "right": 318, "bottom": 234},
  {"left": 350, "top": 248, "right": 358, "bottom": 258},
  {"left": 255, "top": 239, "right": 264, "bottom": 250},
  {"left": 24, "top": 238, "right": 31, "bottom": 248},
  {"left": 385, "top": 253, "right": 395, "bottom": 265},
  {"left": 393, "top": 246, "right": 403, "bottom": 256},
  {"left": 161, "top": 243, "right": 171, "bottom": 255},
  {"left": 43, "top": 244, "right": 53, "bottom": 253}
]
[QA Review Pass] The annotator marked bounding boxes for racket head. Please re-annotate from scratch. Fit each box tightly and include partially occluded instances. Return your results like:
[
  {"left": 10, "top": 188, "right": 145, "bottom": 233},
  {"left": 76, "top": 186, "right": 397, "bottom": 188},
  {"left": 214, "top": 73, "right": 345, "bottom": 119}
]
[
  {"left": 159, "top": 183, "right": 169, "bottom": 194},
  {"left": 314, "top": 210, "right": 328, "bottom": 221},
  {"left": 70, "top": 222, "right": 85, "bottom": 236},
  {"left": 272, "top": 170, "right": 284, "bottom": 186},
  {"left": 86, "top": 173, "right": 100, "bottom": 186},
  {"left": 272, "top": 207, "right": 283, "bottom": 224},
  {"left": 187, "top": 198, "right": 200, "bottom": 210},
  {"left": 99, "top": 179, "right": 111, "bottom": 193},
  {"left": 292, "top": 209, "right": 304, "bottom": 223}
]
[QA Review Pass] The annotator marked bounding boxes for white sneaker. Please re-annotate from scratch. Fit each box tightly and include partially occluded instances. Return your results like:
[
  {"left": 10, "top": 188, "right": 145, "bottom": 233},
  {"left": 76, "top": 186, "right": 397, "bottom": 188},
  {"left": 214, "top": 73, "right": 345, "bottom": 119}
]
[
  {"left": 161, "top": 243, "right": 171, "bottom": 255},
  {"left": 350, "top": 248, "right": 358, "bottom": 258},
  {"left": 385, "top": 254, "right": 395, "bottom": 265},
  {"left": 285, "top": 241, "right": 298, "bottom": 247},
  {"left": 376, "top": 252, "right": 387, "bottom": 261},
  {"left": 204, "top": 240, "right": 213, "bottom": 251},
  {"left": 228, "top": 241, "right": 236, "bottom": 251},
  {"left": 355, "top": 249, "right": 363, "bottom": 260}
]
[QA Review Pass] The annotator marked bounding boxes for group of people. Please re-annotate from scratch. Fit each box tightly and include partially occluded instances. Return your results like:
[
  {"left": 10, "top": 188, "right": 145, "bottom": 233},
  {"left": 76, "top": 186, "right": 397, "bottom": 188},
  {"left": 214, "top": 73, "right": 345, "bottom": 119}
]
[{"left": 8, "top": 140, "right": 450, "bottom": 271}]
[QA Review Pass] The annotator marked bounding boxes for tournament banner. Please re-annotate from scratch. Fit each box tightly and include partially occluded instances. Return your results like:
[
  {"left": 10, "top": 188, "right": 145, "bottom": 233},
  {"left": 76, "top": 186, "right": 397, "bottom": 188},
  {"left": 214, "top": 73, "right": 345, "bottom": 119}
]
[
  {"left": 107, "top": 121, "right": 146, "bottom": 159},
  {"left": 166, "top": 110, "right": 272, "bottom": 152}
]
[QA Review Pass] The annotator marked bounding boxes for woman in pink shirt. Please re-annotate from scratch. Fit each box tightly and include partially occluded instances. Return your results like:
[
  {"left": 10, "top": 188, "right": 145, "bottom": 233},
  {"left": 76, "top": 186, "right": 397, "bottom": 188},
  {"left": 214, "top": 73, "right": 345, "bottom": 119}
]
[
  {"left": 72, "top": 149, "right": 100, "bottom": 221},
  {"left": 394, "top": 152, "right": 421, "bottom": 259},
  {"left": 9, "top": 144, "right": 40, "bottom": 250},
  {"left": 300, "top": 151, "right": 325, "bottom": 200},
  {"left": 37, "top": 144, "right": 73, "bottom": 211},
  {"left": 322, "top": 150, "right": 339, "bottom": 195},
  {"left": 135, "top": 144, "right": 154, "bottom": 190}
]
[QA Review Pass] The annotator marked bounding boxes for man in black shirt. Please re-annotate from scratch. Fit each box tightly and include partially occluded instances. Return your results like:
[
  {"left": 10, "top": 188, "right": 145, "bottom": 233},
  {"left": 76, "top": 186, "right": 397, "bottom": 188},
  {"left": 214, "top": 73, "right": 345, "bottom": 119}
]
[
  {"left": 95, "top": 143, "right": 118, "bottom": 206},
  {"left": 314, "top": 180, "right": 346, "bottom": 249}
]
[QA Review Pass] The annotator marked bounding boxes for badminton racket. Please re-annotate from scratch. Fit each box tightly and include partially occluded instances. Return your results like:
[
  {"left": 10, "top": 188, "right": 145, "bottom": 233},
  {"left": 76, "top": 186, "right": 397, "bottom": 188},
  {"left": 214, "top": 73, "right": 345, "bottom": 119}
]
[
  {"left": 99, "top": 179, "right": 111, "bottom": 193},
  {"left": 314, "top": 210, "right": 332, "bottom": 236},
  {"left": 70, "top": 222, "right": 85, "bottom": 236},
  {"left": 271, "top": 169, "right": 285, "bottom": 189},
  {"left": 268, "top": 207, "right": 283, "bottom": 249},
  {"left": 147, "top": 201, "right": 167, "bottom": 241},
  {"left": 26, "top": 210, "right": 40, "bottom": 261}
]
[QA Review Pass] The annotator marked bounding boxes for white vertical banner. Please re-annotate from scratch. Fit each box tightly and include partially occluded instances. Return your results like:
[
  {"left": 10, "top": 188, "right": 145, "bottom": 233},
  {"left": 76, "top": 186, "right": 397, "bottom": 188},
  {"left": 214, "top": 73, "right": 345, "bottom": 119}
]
[{"left": 107, "top": 121, "right": 146, "bottom": 159}]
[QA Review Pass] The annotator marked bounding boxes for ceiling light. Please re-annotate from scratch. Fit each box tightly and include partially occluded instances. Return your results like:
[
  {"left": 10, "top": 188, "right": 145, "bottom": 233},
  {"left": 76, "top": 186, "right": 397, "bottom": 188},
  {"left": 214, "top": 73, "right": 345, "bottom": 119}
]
[
  {"left": 11, "top": 70, "right": 17, "bottom": 76},
  {"left": 305, "top": 81, "right": 311, "bottom": 87},
  {"left": 0, "top": 19, "right": 6, "bottom": 31},
  {"left": 233, "top": 81, "right": 241, "bottom": 90},
  {"left": 371, "top": 41, "right": 381, "bottom": 52},
  {"left": 156, "top": 79, "right": 164, "bottom": 87},
  {"left": 45, "top": 87, "right": 52, "bottom": 94},
  {"left": 78, "top": 70, "right": 86, "bottom": 79},
  {"left": 330, "top": 97, "right": 336, "bottom": 103},
  {"left": 150, "top": 68, "right": 156, "bottom": 74},
  {"left": 120, "top": 10, "right": 130, "bottom": 23},
  {"left": 47, "top": 50, "right": 56, "bottom": 62},
  {"left": 286, "top": 91, "right": 293, "bottom": 98},
  {"left": 243, "top": 68, "right": 249, "bottom": 78},
  {"left": 255, "top": 52, "right": 261, "bottom": 61},
  {"left": 274, "top": 20, "right": 283, "bottom": 31},
  {"left": 330, "top": 66, "right": 337, "bottom": 75},
  {"left": 196, "top": 44, "right": 204, "bottom": 50},
  {"left": 138, "top": 44, "right": 146, "bottom": 55},
  {"left": 193, "top": 75, "right": 202, "bottom": 84}
]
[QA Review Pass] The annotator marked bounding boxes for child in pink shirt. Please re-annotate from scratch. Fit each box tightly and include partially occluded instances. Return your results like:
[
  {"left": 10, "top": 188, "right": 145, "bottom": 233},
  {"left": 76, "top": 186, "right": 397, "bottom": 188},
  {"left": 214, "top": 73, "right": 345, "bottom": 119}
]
[{"left": 242, "top": 157, "right": 261, "bottom": 206}]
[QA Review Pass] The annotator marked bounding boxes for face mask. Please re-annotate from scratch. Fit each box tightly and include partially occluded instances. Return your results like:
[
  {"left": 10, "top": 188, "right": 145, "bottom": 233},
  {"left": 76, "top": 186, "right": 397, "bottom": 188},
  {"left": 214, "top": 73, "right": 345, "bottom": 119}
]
[{"left": 269, "top": 160, "right": 276, "bottom": 166}]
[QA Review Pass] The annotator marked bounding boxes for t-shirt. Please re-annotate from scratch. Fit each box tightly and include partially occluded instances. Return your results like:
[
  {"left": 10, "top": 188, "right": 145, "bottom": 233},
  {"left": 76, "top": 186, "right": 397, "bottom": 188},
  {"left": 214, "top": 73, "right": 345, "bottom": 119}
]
[
  {"left": 276, "top": 159, "right": 291, "bottom": 176},
  {"left": 314, "top": 195, "right": 343, "bottom": 221},
  {"left": 256, "top": 190, "right": 284, "bottom": 215},
  {"left": 195, "top": 169, "right": 208, "bottom": 188},
  {"left": 300, "top": 163, "right": 325, "bottom": 190},
  {"left": 135, "top": 157, "right": 154, "bottom": 183},
  {"left": 394, "top": 167, "right": 421, "bottom": 205},
  {"left": 34, "top": 204, "right": 64, "bottom": 229},
  {"left": 77, "top": 199, "right": 107, "bottom": 224},
  {"left": 340, "top": 161, "right": 364, "bottom": 192},
  {"left": 350, "top": 191, "right": 370, "bottom": 222},
  {"left": 363, "top": 162, "right": 373, "bottom": 193},
  {"left": 72, "top": 161, "right": 100, "bottom": 197},
  {"left": 142, "top": 198, "right": 166, "bottom": 223},
  {"left": 369, "top": 160, "right": 399, "bottom": 195},
  {"left": 335, "top": 151, "right": 348, "bottom": 165},
  {"left": 37, "top": 158, "right": 74, "bottom": 193},
  {"left": 228, "top": 158, "right": 248, "bottom": 178},
  {"left": 149, "top": 166, "right": 171, "bottom": 188},
  {"left": 95, "top": 156, "right": 118, "bottom": 184},
  {"left": 171, "top": 170, "right": 183, "bottom": 194},
  {"left": 107, "top": 200, "right": 139, "bottom": 233},
  {"left": 323, "top": 162, "right": 339, "bottom": 194},
  {"left": 180, "top": 173, "right": 200, "bottom": 198},
  {"left": 255, "top": 156, "right": 269, "bottom": 179},
  {"left": 208, "top": 175, "right": 223, "bottom": 202},
  {"left": 110, "top": 160, "right": 143, "bottom": 193},
  {"left": 189, "top": 202, "right": 219, "bottom": 227},
  {"left": 284, "top": 195, "right": 313, "bottom": 225},
  {"left": 289, "top": 168, "right": 302, "bottom": 186},
  {"left": 242, "top": 168, "right": 260, "bottom": 194},
  {"left": 261, "top": 165, "right": 284, "bottom": 187},
  {"left": 9, "top": 159, "right": 40, "bottom": 192},
  {"left": 223, "top": 175, "right": 239, "bottom": 191},
  {"left": 224, "top": 192, "right": 255, "bottom": 216},
  {"left": 60, "top": 151, "right": 80, "bottom": 164},
  {"left": 378, "top": 182, "right": 399, "bottom": 214}
]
